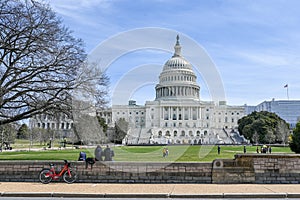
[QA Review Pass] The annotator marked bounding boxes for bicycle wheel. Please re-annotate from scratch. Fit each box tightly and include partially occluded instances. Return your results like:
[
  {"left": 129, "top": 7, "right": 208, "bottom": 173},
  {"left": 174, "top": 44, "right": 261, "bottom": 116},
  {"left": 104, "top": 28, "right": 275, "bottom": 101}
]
[
  {"left": 63, "top": 170, "right": 77, "bottom": 183},
  {"left": 39, "top": 169, "right": 53, "bottom": 184}
]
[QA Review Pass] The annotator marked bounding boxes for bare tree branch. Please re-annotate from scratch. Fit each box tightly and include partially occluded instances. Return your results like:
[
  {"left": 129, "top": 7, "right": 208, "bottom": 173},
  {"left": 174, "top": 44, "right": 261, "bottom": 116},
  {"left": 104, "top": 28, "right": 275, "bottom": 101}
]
[{"left": 0, "top": 0, "right": 109, "bottom": 125}]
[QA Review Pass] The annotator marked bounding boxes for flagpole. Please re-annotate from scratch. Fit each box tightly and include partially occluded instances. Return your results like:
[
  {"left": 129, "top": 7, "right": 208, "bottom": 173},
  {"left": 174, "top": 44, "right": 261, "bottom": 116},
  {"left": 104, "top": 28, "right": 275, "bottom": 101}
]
[
  {"left": 285, "top": 84, "right": 289, "bottom": 100},
  {"left": 287, "top": 85, "right": 289, "bottom": 100}
]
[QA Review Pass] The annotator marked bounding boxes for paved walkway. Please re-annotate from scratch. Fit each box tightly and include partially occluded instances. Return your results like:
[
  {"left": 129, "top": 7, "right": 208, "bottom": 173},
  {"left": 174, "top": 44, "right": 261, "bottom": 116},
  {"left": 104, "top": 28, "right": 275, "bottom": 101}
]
[{"left": 0, "top": 182, "right": 300, "bottom": 198}]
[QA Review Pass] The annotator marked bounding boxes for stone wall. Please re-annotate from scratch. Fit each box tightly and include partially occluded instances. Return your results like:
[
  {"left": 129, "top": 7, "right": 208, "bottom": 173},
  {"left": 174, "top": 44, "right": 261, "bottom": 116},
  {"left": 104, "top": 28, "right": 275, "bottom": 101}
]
[
  {"left": 0, "top": 161, "right": 212, "bottom": 183},
  {"left": 0, "top": 154, "right": 299, "bottom": 183},
  {"left": 212, "top": 154, "right": 300, "bottom": 184}
]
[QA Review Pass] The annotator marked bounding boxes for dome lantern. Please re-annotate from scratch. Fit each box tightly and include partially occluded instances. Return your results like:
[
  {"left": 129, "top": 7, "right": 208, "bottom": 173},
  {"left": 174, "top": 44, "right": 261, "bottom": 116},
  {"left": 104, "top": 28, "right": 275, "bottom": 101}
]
[{"left": 173, "top": 34, "right": 181, "bottom": 57}]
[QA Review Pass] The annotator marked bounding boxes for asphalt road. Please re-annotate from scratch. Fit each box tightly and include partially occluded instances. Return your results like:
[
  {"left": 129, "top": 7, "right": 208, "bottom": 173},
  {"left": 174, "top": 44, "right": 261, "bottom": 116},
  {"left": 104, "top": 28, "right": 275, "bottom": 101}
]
[{"left": 1, "top": 198, "right": 300, "bottom": 200}]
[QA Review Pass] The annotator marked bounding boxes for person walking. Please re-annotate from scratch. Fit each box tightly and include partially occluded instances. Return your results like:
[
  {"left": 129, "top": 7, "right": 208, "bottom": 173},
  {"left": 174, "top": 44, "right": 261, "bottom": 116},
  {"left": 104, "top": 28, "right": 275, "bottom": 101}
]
[
  {"left": 217, "top": 145, "right": 221, "bottom": 155},
  {"left": 244, "top": 145, "right": 246, "bottom": 153}
]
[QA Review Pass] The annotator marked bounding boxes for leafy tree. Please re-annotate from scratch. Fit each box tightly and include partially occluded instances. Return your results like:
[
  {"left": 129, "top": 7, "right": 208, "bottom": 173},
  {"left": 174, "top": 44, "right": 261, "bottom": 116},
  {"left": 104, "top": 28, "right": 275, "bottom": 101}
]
[
  {"left": 0, "top": 0, "right": 109, "bottom": 125},
  {"left": 17, "top": 124, "right": 29, "bottom": 139},
  {"left": 290, "top": 121, "right": 300, "bottom": 153},
  {"left": 113, "top": 118, "right": 129, "bottom": 144},
  {"left": 238, "top": 111, "right": 290, "bottom": 144}
]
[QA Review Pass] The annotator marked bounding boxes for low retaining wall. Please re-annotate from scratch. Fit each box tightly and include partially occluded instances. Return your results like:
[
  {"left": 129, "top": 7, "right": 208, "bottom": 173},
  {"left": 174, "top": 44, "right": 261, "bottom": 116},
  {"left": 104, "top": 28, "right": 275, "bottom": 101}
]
[
  {"left": 0, "top": 161, "right": 212, "bottom": 183},
  {"left": 0, "top": 154, "right": 299, "bottom": 183},
  {"left": 212, "top": 154, "right": 300, "bottom": 184}
]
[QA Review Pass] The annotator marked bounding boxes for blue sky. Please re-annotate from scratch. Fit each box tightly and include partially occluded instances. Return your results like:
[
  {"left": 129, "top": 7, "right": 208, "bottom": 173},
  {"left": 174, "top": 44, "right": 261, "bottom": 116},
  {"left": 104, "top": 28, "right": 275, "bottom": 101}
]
[{"left": 45, "top": 0, "right": 300, "bottom": 106}]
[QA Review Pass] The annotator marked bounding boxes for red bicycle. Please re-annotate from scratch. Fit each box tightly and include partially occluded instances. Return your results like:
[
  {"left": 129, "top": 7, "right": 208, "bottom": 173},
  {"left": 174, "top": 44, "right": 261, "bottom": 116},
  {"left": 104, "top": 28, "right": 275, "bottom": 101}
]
[{"left": 38, "top": 160, "right": 77, "bottom": 184}]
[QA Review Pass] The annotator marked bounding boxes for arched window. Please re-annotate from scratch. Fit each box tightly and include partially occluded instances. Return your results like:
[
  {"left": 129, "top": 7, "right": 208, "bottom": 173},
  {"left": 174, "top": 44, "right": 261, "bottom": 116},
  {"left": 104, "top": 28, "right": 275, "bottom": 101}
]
[
  {"left": 181, "top": 130, "right": 185, "bottom": 136},
  {"left": 166, "top": 131, "right": 170, "bottom": 136},
  {"left": 174, "top": 131, "right": 177, "bottom": 137},
  {"left": 158, "top": 131, "right": 162, "bottom": 138}
]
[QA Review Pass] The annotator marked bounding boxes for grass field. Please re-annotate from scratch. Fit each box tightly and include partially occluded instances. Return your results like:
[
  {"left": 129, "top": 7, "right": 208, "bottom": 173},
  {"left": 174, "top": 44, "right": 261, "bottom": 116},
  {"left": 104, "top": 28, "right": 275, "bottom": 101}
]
[{"left": 0, "top": 145, "right": 293, "bottom": 162}]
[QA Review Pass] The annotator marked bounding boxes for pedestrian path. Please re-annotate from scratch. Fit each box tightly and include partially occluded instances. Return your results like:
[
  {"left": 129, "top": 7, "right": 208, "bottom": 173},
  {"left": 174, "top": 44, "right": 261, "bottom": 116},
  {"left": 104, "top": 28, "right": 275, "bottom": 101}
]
[{"left": 0, "top": 182, "right": 300, "bottom": 198}]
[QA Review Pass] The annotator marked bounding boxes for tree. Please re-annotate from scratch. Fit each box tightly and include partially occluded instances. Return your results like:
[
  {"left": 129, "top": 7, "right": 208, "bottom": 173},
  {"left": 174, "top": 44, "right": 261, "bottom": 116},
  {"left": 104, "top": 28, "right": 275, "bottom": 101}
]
[
  {"left": 17, "top": 123, "right": 29, "bottom": 139},
  {"left": 113, "top": 118, "right": 128, "bottom": 144},
  {"left": 30, "top": 127, "right": 48, "bottom": 145},
  {"left": 97, "top": 116, "right": 108, "bottom": 133},
  {"left": 290, "top": 121, "right": 300, "bottom": 153},
  {"left": 0, "top": 123, "right": 17, "bottom": 147},
  {"left": 73, "top": 113, "right": 108, "bottom": 145},
  {"left": 276, "top": 120, "right": 290, "bottom": 144},
  {"left": 238, "top": 111, "right": 290, "bottom": 144},
  {"left": 0, "top": 0, "right": 109, "bottom": 125}
]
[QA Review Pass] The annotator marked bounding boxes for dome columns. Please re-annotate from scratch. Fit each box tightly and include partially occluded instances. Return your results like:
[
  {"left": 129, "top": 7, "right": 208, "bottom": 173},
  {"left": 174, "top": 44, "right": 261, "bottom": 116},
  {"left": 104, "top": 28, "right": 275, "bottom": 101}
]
[{"left": 156, "top": 85, "right": 200, "bottom": 99}]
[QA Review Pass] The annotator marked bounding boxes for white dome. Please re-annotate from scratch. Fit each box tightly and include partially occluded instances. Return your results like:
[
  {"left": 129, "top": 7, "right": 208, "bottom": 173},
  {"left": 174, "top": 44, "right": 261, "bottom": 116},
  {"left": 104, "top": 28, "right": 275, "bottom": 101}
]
[
  {"left": 155, "top": 35, "right": 200, "bottom": 101},
  {"left": 163, "top": 56, "right": 193, "bottom": 71}
]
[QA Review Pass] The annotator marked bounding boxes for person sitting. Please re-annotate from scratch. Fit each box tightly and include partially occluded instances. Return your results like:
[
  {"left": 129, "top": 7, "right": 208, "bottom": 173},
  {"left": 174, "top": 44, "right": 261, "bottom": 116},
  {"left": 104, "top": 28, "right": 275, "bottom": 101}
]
[
  {"left": 78, "top": 151, "right": 86, "bottom": 161},
  {"left": 103, "top": 145, "right": 114, "bottom": 161},
  {"left": 94, "top": 145, "right": 103, "bottom": 161}
]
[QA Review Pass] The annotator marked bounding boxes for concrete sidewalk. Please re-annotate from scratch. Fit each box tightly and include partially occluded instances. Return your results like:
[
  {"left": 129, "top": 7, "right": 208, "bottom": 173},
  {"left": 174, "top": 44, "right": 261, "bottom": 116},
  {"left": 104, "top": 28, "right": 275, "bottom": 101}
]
[{"left": 1, "top": 182, "right": 300, "bottom": 198}]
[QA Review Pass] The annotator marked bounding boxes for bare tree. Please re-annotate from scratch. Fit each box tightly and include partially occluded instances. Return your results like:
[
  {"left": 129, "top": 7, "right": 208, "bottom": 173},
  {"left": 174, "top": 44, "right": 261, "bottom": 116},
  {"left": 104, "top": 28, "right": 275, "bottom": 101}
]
[{"left": 0, "top": 0, "right": 108, "bottom": 125}]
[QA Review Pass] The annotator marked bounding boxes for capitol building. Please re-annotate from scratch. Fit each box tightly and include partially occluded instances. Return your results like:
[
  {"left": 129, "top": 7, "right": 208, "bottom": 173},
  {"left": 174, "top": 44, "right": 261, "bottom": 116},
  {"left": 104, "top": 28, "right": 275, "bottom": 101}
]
[
  {"left": 31, "top": 36, "right": 300, "bottom": 145},
  {"left": 99, "top": 36, "right": 246, "bottom": 145}
]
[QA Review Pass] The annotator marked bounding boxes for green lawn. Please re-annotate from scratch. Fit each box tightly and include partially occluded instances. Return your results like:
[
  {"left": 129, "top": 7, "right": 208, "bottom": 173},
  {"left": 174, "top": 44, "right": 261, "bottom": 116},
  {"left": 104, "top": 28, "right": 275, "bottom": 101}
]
[{"left": 0, "top": 145, "right": 293, "bottom": 162}]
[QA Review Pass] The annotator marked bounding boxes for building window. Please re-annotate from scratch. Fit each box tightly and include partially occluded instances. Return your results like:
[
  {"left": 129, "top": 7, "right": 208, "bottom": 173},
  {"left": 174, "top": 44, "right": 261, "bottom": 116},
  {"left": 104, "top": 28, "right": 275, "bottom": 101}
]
[
  {"left": 173, "top": 114, "right": 177, "bottom": 120},
  {"left": 174, "top": 131, "right": 177, "bottom": 137},
  {"left": 166, "top": 131, "right": 170, "bottom": 136},
  {"left": 181, "top": 131, "right": 185, "bottom": 136},
  {"left": 158, "top": 131, "right": 162, "bottom": 138}
]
